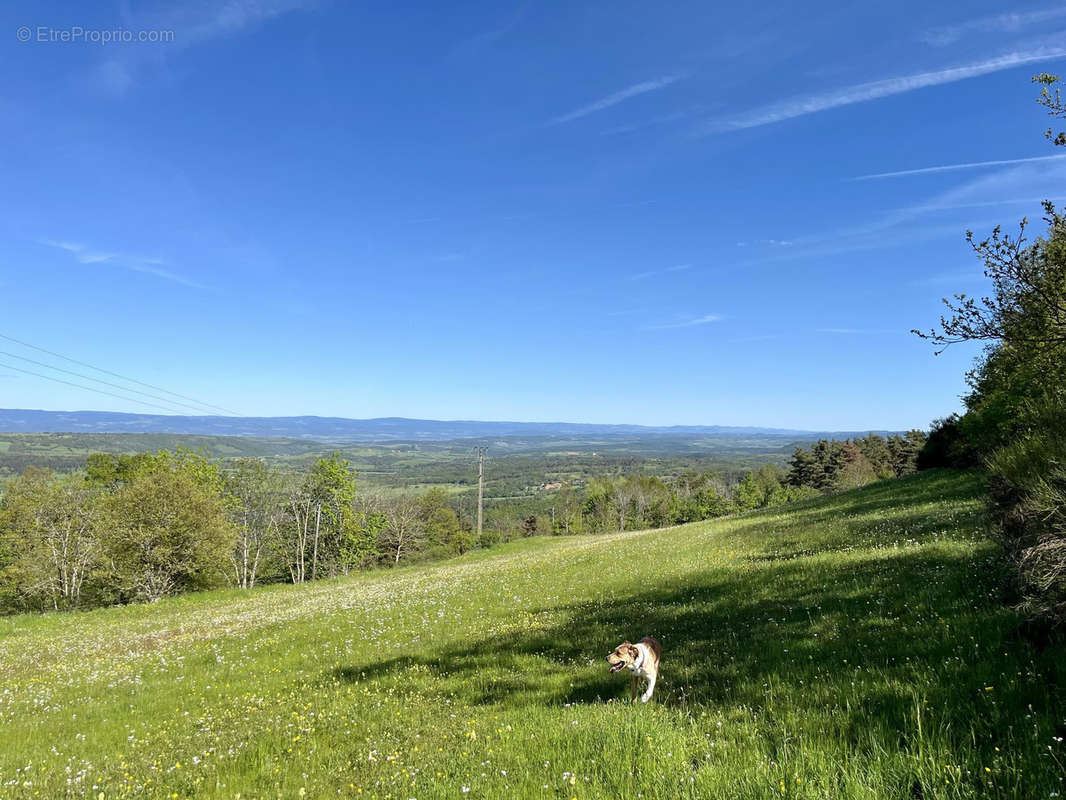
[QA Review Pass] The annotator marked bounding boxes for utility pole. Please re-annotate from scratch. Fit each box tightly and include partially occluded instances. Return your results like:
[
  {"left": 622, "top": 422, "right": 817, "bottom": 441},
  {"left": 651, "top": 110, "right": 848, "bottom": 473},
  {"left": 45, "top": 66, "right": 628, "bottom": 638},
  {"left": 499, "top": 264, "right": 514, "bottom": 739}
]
[{"left": 476, "top": 447, "right": 485, "bottom": 540}]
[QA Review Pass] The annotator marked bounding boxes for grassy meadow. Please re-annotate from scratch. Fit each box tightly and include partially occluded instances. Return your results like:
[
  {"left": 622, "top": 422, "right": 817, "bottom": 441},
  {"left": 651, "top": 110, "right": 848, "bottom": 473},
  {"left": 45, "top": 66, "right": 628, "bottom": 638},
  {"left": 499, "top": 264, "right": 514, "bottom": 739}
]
[{"left": 2, "top": 469, "right": 1064, "bottom": 799}]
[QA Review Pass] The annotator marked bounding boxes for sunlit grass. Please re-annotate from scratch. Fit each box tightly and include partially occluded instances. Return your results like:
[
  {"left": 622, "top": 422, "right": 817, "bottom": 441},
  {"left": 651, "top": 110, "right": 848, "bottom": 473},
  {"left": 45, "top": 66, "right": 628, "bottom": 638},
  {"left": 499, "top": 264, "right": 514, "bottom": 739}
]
[{"left": 2, "top": 469, "right": 1064, "bottom": 798}]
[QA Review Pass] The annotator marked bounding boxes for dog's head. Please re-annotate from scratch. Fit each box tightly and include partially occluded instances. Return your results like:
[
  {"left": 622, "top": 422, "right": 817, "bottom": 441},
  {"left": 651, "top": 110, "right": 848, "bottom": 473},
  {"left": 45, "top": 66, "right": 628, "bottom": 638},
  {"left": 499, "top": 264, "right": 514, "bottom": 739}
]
[{"left": 606, "top": 641, "right": 639, "bottom": 674}]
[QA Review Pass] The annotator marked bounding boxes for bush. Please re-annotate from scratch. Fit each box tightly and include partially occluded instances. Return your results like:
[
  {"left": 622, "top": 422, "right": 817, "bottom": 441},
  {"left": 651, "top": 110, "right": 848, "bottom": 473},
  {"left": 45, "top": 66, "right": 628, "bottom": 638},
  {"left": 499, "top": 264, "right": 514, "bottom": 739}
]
[
  {"left": 917, "top": 415, "right": 979, "bottom": 470},
  {"left": 103, "top": 466, "right": 235, "bottom": 603},
  {"left": 987, "top": 403, "right": 1066, "bottom": 628}
]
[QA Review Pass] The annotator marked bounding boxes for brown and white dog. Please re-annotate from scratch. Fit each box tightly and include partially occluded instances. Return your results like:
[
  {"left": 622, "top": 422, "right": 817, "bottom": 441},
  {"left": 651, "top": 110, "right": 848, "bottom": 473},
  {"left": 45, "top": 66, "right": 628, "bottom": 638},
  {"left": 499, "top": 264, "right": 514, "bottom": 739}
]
[{"left": 606, "top": 636, "right": 661, "bottom": 702}]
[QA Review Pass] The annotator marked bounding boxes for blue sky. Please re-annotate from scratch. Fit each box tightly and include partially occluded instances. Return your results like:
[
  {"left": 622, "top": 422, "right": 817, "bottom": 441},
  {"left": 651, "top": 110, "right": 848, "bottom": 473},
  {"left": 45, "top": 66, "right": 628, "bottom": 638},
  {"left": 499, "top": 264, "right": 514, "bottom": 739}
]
[{"left": 2, "top": 0, "right": 1065, "bottom": 430}]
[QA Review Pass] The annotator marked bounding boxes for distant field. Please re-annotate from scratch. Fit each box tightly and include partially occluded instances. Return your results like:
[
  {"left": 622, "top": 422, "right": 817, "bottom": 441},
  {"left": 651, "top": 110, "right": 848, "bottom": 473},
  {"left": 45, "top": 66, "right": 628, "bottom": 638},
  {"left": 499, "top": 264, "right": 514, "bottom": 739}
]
[
  {"left": 1, "top": 469, "right": 1062, "bottom": 799},
  {"left": 0, "top": 432, "right": 798, "bottom": 498}
]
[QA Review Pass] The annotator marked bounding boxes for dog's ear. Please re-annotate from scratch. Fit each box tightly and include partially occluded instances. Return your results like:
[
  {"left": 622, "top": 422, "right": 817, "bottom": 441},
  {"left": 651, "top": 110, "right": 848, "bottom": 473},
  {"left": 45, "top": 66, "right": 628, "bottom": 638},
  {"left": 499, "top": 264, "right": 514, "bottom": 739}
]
[{"left": 625, "top": 643, "right": 639, "bottom": 658}]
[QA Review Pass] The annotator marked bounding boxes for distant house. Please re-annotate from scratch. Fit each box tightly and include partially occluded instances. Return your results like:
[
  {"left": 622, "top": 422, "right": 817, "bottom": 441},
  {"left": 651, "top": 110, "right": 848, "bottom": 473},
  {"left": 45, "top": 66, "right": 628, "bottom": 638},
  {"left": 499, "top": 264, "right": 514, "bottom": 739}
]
[{"left": 542, "top": 481, "right": 563, "bottom": 491}]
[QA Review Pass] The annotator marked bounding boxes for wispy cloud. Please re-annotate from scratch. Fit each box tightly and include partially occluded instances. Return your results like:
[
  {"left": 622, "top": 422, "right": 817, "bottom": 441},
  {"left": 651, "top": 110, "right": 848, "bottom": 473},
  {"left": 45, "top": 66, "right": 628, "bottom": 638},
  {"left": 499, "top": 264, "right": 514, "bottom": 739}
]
[
  {"left": 94, "top": 0, "right": 316, "bottom": 94},
  {"left": 40, "top": 239, "right": 205, "bottom": 289},
  {"left": 628, "top": 263, "right": 691, "bottom": 281},
  {"left": 736, "top": 239, "right": 793, "bottom": 248},
  {"left": 854, "top": 153, "right": 1066, "bottom": 180},
  {"left": 697, "top": 48, "right": 1066, "bottom": 134},
  {"left": 643, "top": 313, "right": 721, "bottom": 330},
  {"left": 549, "top": 74, "right": 687, "bottom": 125},
  {"left": 449, "top": 0, "right": 530, "bottom": 56},
  {"left": 921, "top": 7, "right": 1066, "bottom": 46},
  {"left": 751, "top": 161, "right": 1065, "bottom": 262},
  {"left": 910, "top": 158, "right": 1066, "bottom": 214}
]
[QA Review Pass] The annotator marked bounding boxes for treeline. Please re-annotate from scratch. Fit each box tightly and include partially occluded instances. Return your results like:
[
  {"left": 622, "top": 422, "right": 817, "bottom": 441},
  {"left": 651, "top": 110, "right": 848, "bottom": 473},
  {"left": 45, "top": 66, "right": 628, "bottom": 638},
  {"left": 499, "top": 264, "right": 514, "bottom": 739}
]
[
  {"left": 578, "top": 466, "right": 814, "bottom": 533},
  {"left": 914, "top": 74, "right": 1066, "bottom": 629},
  {"left": 0, "top": 436, "right": 926, "bottom": 613},
  {"left": 787, "top": 433, "right": 926, "bottom": 492},
  {"left": 568, "top": 433, "right": 926, "bottom": 536},
  {"left": 0, "top": 450, "right": 483, "bottom": 613}
]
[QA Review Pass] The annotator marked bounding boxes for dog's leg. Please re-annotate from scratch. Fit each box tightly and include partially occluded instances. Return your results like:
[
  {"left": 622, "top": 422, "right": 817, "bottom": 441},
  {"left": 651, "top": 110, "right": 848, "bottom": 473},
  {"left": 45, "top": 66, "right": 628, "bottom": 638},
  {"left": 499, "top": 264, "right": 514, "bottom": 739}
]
[{"left": 640, "top": 673, "right": 656, "bottom": 703}]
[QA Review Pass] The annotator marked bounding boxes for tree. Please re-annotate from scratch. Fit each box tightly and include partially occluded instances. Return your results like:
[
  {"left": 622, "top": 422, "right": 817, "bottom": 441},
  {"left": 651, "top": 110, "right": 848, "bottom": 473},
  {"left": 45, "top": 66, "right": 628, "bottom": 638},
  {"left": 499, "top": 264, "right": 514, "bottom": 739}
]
[
  {"left": 855, "top": 434, "right": 894, "bottom": 479},
  {"left": 1034, "top": 73, "right": 1065, "bottom": 147},
  {"left": 103, "top": 465, "right": 235, "bottom": 602},
  {"left": 85, "top": 452, "right": 153, "bottom": 489},
  {"left": 888, "top": 430, "right": 926, "bottom": 476},
  {"left": 834, "top": 442, "right": 878, "bottom": 490},
  {"left": 624, "top": 475, "right": 672, "bottom": 528},
  {"left": 787, "top": 447, "right": 820, "bottom": 489},
  {"left": 913, "top": 201, "right": 1066, "bottom": 451},
  {"left": 378, "top": 494, "right": 426, "bottom": 566},
  {"left": 734, "top": 464, "right": 794, "bottom": 511},
  {"left": 284, "top": 478, "right": 315, "bottom": 584},
  {"left": 225, "top": 459, "right": 285, "bottom": 589},
  {"left": 282, "top": 454, "right": 358, "bottom": 582},
  {"left": 611, "top": 479, "right": 635, "bottom": 531},
  {"left": 348, "top": 495, "right": 386, "bottom": 569},
  {"left": 420, "top": 489, "right": 471, "bottom": 554},
  {"left": 673, "top": 471, "right": 732, "bottom": 522},
  {"left": 582, "top": 479, "right": 617, "bottom": 533},
  {"left": 912, "top": 75, "right": 1066, "bottom": 628},
  {"left": 521, "top": 514, "right": 538, "bottom": 536},
  {"left": 3, "top": 469, "right": 103, "bottom": 610},
  {"left": 306, "top": 453, "right": 358, "bottom": 579},
  {"left": 912, "top": 204, "right": 1066, "bottom": 353},
  {"left": 553, "top": 482, "right": 580, "bottom": 534}
]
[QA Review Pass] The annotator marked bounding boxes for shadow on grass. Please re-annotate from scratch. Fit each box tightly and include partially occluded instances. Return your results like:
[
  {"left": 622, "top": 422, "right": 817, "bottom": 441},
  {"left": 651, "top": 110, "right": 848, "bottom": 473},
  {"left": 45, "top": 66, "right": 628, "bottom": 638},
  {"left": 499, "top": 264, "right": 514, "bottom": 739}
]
[
  {"left": 325, "top": 470, "right": 1066, "bottom": 797},
  {"left": 331, "top": 543, "right": 1055, "bottom": 736}
]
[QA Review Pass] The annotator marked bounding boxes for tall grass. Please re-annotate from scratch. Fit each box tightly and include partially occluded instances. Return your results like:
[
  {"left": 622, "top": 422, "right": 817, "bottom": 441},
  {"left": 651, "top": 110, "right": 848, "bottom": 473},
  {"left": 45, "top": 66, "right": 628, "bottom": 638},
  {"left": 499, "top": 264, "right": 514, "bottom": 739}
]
[{"left": 1, "top": 469, "right": 1063, "bottom": 799}]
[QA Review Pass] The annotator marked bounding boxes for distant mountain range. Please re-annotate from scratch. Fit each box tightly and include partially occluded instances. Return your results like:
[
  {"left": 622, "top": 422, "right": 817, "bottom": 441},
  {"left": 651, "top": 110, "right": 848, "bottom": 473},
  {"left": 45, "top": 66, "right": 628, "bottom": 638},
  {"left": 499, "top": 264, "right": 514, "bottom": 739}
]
[{"left": 0, "top": 409, "right": 890, "bottom": 442}]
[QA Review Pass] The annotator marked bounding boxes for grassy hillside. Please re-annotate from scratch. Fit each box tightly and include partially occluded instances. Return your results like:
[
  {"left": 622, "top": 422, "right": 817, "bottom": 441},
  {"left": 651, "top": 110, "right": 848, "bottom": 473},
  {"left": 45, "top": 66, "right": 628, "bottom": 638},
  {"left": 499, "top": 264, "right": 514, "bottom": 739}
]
[{"left": 1, "top": 470, "right": 1063, "bottom": 799}]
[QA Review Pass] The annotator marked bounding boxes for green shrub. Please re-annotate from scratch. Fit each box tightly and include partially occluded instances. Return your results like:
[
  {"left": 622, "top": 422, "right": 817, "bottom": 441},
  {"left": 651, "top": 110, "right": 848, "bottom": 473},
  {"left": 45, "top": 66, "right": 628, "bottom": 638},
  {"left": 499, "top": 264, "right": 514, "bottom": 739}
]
[{"left": 987, "top": 403, "right": 1066, "bottom": 627}]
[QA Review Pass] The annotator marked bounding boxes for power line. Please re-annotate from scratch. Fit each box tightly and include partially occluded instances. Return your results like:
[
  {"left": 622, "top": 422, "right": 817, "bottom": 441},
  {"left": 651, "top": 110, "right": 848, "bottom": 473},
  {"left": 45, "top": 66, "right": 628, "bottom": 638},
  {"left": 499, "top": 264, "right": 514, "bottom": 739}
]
[
  {"left": 0, "top": 360, "right": 194, "bottom": 415},
  {"left": 0, "top": 332, "right": 238, "bottom": 416},
  {"left": 0, "top": 350, "right": 223, "bottom": 416}
]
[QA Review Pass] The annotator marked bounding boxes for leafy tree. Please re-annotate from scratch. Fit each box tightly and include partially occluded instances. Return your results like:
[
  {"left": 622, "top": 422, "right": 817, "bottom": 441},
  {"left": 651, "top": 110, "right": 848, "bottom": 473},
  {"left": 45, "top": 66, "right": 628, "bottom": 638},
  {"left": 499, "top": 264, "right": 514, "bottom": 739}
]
[
  {"left": 378, "top": 494, "right": 426, "bottom": 566},
  {"left": 283, "top": 453, "right": 358, "bottom": 582},
  {"left": 834, "top": 442, "right": 878, "bottom": 490},
  {"left": 917, "top": 415, "right": 975, "bottom": 469},
  {"left": 734, "top": 465, "right": 782, "bottom": 510},
  {"left": 307, "top": 453, "right": 358, "bottom": 579},
  {"left": 582, "top": 478, "right": 617, "bottom": 532},
  {"left": 855, "top": 434, "right": 894, "bottom": 479},
  {"left": 349, "top": 495, "right": 387, "bottom": 568},
  {"left": 521, "top": 514, "right": 538, "bottom": 536},
  {"left": 225, "top": 459, "right": 286, "bottom": 589},
  {"left": 551, "top": 482, "right": 581, "bottom": 534},
  {"left": 912, "top": 75, "right": 1066, "bottom": 627},
  {"left": 2, "top": 468, "right": 103, "bottom": 610},
  {"left": 103, "top": 463, "right": 235, "bottom": 602},
  {"left": 85, "top": 452, "right": 154, "bottom": 488},
  {"left": 1034, "top": 73, "right": 1065, "bottom": 147},
  {"left": 914, "top": 201, "right": 1066, "bottom": 452},
  {"left": 420, "top": 489, "right": 470, "bottom": 555},
  {"left": 672, "top": 471, "right": 732, "bottom": 522}
]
